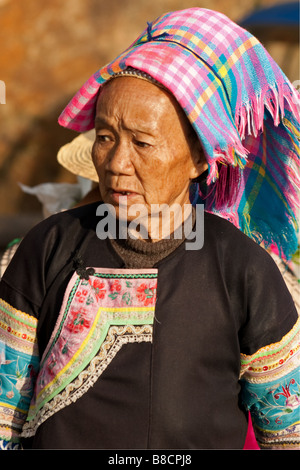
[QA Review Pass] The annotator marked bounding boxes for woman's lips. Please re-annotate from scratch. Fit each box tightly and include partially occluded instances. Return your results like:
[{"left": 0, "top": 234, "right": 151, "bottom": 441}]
[{"left": 108, "top": 189, "right": 140, "bottom": 202}]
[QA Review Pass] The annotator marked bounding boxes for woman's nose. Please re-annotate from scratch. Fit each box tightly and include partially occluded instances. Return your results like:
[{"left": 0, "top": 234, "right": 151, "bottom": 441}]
[{"left": 106, "top": 141, "right": 135, "bottom": 175}]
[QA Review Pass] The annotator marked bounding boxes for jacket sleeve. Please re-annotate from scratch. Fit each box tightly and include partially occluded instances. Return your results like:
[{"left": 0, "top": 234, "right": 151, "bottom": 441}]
[
  {"left": 0, "top": 206, "right": 94, "bottom": 449},
  {"left": 0, "top": 287, "right": 39, "bottom": 449},
  {"left": 239, "top": 252, "right": 300, "bottom": 450},
  {"left": 0, "top": 218, "right": 53, "bottom": 449}
]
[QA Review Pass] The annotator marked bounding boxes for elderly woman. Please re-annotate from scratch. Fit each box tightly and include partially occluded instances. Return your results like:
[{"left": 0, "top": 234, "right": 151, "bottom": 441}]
[{"left": 0, "top": 8, "right": 299, "bottom": 450}]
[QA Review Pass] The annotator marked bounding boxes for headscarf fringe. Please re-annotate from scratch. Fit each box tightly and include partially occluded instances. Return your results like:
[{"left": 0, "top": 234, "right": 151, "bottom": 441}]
[
  {"left": 207, "top": 144, "right": 247, "bottom": 185},
  {"left": 236, "top": 82, "right": 300, "bottom": 141},
  {"left": 241, "top": 213, "right": 299, "bottom": 262}
]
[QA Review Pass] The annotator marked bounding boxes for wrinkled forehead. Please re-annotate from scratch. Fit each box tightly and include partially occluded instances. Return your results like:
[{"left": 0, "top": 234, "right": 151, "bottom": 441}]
[
  {"left": 102, "top": 67, "right": 168, "bottom": 91},
  {"left": 95, "top": 74, "right": 198, "bottom": 140}
]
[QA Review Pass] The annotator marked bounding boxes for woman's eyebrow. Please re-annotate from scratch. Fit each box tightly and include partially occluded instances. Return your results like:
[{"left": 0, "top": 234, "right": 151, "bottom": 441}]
[
  {"left": 95, "top": 116, "right": 157, "bottom": 136},
  {"left": 95, "top": 116, "right": 112, "bottom": 128}
]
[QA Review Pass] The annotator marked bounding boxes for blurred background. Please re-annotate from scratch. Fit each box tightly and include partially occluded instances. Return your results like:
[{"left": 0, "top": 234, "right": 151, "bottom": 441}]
[{"left": 0, "top": 0, "right": 299, "bottom": 251}]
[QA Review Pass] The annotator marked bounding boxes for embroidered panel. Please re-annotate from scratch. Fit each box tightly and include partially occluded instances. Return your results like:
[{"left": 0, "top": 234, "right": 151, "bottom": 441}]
[
  {"left": 22, "top": 268, "right": 157, "bottom": 437},
  {"left": 252, "top": 422, "right": 300, "bottom": 449},
  {"left": 241, "top": 369, "right": 300, "bottom": 448},
  {"left": 240, "top": 316, "right": 300, "bottom": 382},
  {"left": 0, "top": 299, "right": 39, "bottom": 443},
  {"left": 240, "top": 316, "right": 300, "bottom": 449},
  {"left": 0, "top": 439, "right": 21, "bottom": 449}
]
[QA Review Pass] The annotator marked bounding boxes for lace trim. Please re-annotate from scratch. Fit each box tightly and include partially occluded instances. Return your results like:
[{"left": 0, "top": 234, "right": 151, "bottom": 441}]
[{"left": 254, "top": 422, "right": 300, "bottom": 449}]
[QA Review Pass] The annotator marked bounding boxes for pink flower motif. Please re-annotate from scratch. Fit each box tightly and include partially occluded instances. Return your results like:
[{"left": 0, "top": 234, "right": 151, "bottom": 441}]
[
  {"left": 0, "top": 347, "right": 13, "bottom": 366},
  {"left": 66, "top": 308, "right": 91, "bottom": 334},
  {"left": 274, "top": 379, "right": 295, "bottom": 400},
  {"left": 274, "top": 379, "right": 300, "bottom": 409},
  {"left": 111, "top": 280, "right": 122, "bottom": 292},
  {"left": 6, "top": 390, "right": 14, "bottom": 399},
  {"left": 89, "top": 278, "right": 106, "bottom": 301},
  {"left": 136, "top": 283, "right": 157, "bottom": 306},
  {"left": 75, "top": 288, "right": 89, "bottom": 303},
  {"left": 285, "top": 394, "right": 300, "bottom": 409},
  {"left": 46, "top": 355, "right": 57, "bottom": 376}
]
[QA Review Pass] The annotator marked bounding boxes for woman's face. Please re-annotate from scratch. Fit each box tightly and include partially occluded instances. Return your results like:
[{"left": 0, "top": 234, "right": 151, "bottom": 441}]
[{"left": 92, "top": 77, "right": 207, "bottom": 221}]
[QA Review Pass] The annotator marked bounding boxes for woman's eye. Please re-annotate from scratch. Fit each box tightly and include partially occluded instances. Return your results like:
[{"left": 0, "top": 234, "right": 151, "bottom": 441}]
[
  {"left": 135, "top": 140, "right": 150, "bottom": 148},
  {"left": 97, "top": 134, "right": 111, "bottom": 142}
]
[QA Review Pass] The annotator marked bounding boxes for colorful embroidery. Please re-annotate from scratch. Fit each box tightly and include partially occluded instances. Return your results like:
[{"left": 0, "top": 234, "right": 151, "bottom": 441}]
[
  {"left": 22, "top": 324, "right": 152, "bottom": 436},
  {"left": 0, "top": 299, "right": 39, "bottom": 444},
  {"left": 22, "top": 268, "right": 157, "bottom": 437},
  {"left": 240, "top": 316, "right": 300, "bottom": 379},
  {"left": 241, "top": 371, "right": 300, "bottom": 448},
  {"left": 240, "top": 316, "right": 300, "bottom": 448}
]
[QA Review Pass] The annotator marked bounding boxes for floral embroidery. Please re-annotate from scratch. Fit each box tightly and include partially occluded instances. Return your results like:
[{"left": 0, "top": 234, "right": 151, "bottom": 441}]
[
  {"left": 0, "top": 299, "right": 39, "bottom": 443},
  {"left": 0, "top": 352, "right": 37, "bottom": 401},
  {"left": 240, "top": 316, "right": 300, "bottom": 448},
  {"left": 22, "top": 268, "right": 158, "bottom": 437},
  {"left": 275, "top": 380, "right": 300, "bottom": 411},
  {"left": 241, "top": 373, "right": 300, "bottom": 448},
  {"left": 240, "top": 316, "right": 300, "bottom": 377},
  {"left": 88, "top": 278, "right": 106, "bottom": 301},
  {"left": 73, "top": 275, "right": 158, "bottom": 306},
  {"left": 242, "top": 373, "right": 300, "bottom": 425},
  {"left": 136, "top": 283, "right": 157, "bottom": 306},
  {"left": 22, "top": 324, "right": 152, "bottom": 438},
  {"left": 66, "top": 307, "right": 91, "bottom": 334},
  {"left": 111, "top": 279, "right": 122, "bottom": 292}
]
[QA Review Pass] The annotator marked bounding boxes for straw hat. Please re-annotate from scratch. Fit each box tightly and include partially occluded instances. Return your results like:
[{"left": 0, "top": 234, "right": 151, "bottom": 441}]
[{"left": 57, "top": 130, "right": 98, "bottom": 182}]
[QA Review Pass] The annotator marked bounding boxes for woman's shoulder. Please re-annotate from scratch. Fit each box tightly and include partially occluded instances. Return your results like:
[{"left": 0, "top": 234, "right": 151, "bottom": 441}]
[
  {"left": 5, "top": 201, "right": 102, "bottom": 269},
  {"left": 203, "top": 210, "right": 277, "bottom": 267},
  {"left": 21, "top": 201, "right": 101, "bottom": 244},
  {"left": 42, "top": 201, "right": 101, "bottom": 229}
]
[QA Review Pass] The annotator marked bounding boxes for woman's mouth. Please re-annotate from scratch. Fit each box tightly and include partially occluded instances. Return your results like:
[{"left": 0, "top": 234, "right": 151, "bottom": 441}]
[
  {"left": 116, "top": 191, "right": 131, "bottom": 196},
  {"left": 108, "top": 189, "right": 140, "bottom": 202}
]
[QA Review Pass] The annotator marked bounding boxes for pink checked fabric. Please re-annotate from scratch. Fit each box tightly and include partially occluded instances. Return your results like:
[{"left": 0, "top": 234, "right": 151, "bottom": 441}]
[{"left": 58, "top": 8, "right": 299, "bottom": 260}]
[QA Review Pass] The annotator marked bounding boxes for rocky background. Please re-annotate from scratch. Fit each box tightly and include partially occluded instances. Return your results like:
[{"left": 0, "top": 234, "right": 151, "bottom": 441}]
[{"left": 0, "top": 0, "right": 299, "bottom": 247}]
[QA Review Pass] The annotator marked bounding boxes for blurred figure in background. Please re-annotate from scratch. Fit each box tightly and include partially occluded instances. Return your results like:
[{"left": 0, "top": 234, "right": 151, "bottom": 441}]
[{"left": 0, "top": 131, "right": 100, "bottom": 278}]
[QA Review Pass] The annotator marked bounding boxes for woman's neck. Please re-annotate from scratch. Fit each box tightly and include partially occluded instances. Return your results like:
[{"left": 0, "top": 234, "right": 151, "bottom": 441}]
[{"left": 110, "top": 206, "right": 195, "bottom": 268}]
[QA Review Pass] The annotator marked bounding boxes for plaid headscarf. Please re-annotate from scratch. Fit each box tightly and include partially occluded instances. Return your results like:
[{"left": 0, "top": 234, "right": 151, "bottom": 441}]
[{"left": 58, "top": 8, "right": 299, "bottom": 260}]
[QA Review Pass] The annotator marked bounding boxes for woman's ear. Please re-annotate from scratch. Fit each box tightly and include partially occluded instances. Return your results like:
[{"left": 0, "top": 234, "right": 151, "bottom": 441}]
[{"left": 189, "top": 139, "right": 208, "bottom": 180}]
